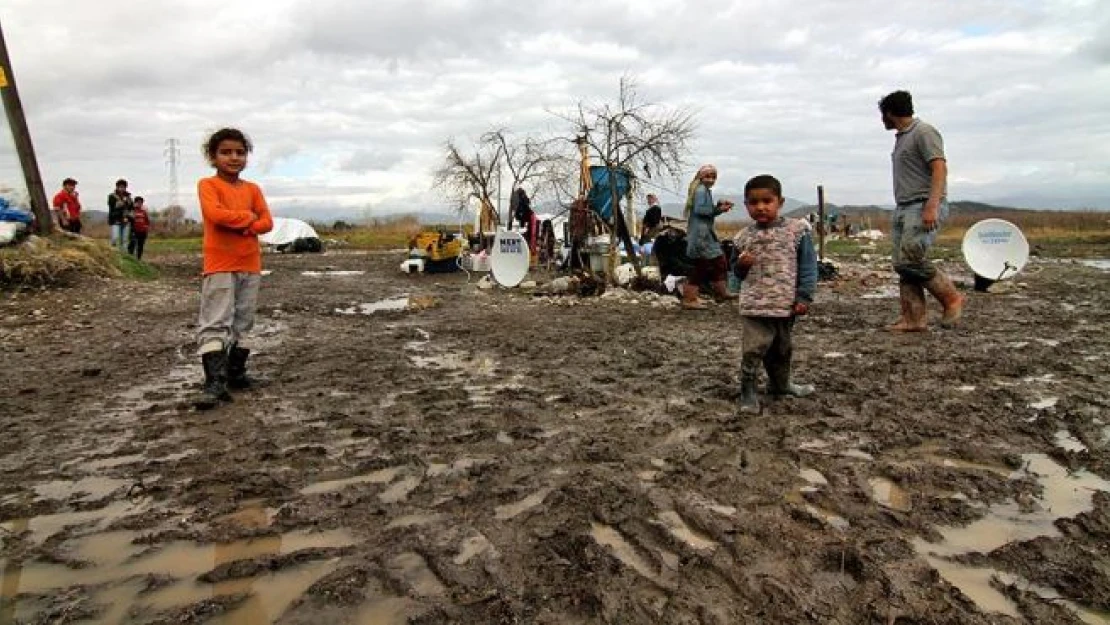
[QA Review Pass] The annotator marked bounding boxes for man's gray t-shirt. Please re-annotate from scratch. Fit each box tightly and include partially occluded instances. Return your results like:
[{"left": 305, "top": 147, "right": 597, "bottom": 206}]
[{"left": 892, "top": 119, "right": 946, "bottom": 205}]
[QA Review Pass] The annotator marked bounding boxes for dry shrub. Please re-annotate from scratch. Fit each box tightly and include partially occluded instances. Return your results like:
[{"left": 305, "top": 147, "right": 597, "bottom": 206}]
[{"left": 0, "top": 235, "right": 121, "bottom": 287}]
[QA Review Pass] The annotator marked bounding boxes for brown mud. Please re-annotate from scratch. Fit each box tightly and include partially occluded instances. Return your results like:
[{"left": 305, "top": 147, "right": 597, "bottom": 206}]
[{"left": 2, "top": 250, "right": 1110, "bottom": 624}]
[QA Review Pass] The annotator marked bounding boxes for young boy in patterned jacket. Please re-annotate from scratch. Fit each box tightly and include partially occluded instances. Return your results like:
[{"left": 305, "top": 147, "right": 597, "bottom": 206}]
[{"left": 732, "top": 175, "right": 818, "bottom": 415}]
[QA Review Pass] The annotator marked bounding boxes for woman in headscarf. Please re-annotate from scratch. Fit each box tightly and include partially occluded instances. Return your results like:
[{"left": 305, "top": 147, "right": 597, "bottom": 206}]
[{"left": 683, "top": 164, "right": 736, "bottom": 309}]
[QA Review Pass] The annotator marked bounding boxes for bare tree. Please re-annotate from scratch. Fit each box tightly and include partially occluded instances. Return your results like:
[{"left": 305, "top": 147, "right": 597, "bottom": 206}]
[
  {"left": 483, "top": 129, "right": 568, "bottom": 224},
  {"left": 432, "top": 130, "right": 574, "bottom": 240},
  {"left": 431, "top": 137, "right": 503, "bottom": 233},
  {"left": 558, "top": 76, "right": 697, "bottom": 279}
]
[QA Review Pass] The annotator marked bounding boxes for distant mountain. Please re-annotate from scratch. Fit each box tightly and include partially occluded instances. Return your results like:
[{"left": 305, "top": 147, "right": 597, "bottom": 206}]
[
  {"left": 716, "top": 197, "right": 807, "bottom": 224},
  {"left": 82, "top": 210, "right": 108, "bottom": 225}
]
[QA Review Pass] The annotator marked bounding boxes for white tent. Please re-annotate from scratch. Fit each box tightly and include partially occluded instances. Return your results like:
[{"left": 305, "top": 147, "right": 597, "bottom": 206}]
[{"left": 259, "top": 217, "right": 319, "bottom": 246}]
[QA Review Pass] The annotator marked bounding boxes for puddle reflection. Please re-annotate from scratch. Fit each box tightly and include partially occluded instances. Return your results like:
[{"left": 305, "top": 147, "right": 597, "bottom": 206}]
[
  {"left": 0, "top": 499, "right": 354, "bottom": 624},
  {"left": 916, "top": 453, "right": 1110, "bottom": 622}
]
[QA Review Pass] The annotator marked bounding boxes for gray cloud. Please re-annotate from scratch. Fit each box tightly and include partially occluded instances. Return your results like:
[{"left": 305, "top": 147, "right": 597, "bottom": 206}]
[
  {"left": 339, "top": 149, "right": 399, "bottom": 173},
  {"left": 1, "top": 0, "right": 1107, "bottom": 220}
]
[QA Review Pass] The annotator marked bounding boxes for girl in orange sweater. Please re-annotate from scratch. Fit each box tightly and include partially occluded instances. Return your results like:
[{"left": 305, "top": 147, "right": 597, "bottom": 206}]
[{"left": 194, "top": 128, "right": 273, "bottom": 409}]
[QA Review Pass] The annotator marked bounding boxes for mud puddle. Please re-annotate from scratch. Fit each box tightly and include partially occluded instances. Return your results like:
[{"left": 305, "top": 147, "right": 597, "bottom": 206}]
[
  {"left": 337, "top": 296, "right": 411, "bottom": 315},
  {"left": 868, "top": 477, "right": 911, "bottom": 511},
  {"left": 860, "top": 285, "right": 899, "bottom": 299},
  {"left": 654, "top": 510, "right": 717, "bottom": 551},
  {"left": 1, "top": 498, "right": 154, "bottom": 545},
  {"left": 1055, "top": 429, "right": 1089, "bottom": 453},
  {"left": 83, "top": 453, "right": 146, "bottom": 471},
  {"left": 408, "top": 349, "right": 497, "bottom": 375},
  {"left": 387, "top": 552, "right": 446, "bottom": 597},
  {"left": 302, "top": 270, "right": 366, "bottom": 277},
  {"left": 798, "top": 468, "right": 829, "bottom": 493},
  {"left": 589, "top": 523, "right": 664, "bottom": 585},
  {"left": 919, "top": 453, "right": 1011, "bottom": 477},
  {"left": 404, "top": 343, "right": 521, "bottom": 407},
  {"left": 915, "top": 453, "right": 1110, "bottom": 621},
  {"left": 1079, "top": 259, "right": 1110, "bottom": 271},
  {"left": 299, "top": 467, "right": 405, "bottom": 496},
  {"left": 1029, "top": 397, "right": 1059, "bottom": 410},
  {"left": 453, "top": 534, "right": 497, "bottom": 565},
  {"left": 31, "top": 476, "right": 131, "bottom": 502},
  {"left": 0, "top": 527, "right": 354, "bottom": 623},
  {"left": 785, "top": 489, "right": 850, "bottom": 531},
  {"left": 798, "top": 438, "right": 874, "bottom": 461},
  {"left": 494, "top": 487, "right": 552, "bottom": 520}
]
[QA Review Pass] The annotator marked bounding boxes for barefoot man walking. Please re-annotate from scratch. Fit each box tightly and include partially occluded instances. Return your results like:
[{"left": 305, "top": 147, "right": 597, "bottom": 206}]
[{"left": 879, "top": 90, "right": 964, "bottom": 331}]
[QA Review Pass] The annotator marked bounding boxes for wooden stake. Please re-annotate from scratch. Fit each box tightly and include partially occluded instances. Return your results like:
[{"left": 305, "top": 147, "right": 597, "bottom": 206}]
[
  {"left": 0, "top": 22, "right": 52, "bottom": 235},
  {"left": 817, "top": 185, "right": 826, "bottom": 260}
]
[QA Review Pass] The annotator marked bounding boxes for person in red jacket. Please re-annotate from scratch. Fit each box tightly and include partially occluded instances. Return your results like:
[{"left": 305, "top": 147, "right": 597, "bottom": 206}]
[
  {"left": 128, "top": 196, "right": 151, "bottom": 259},
  {"left": 52, "top": 178, "right": 82, "bottom": 233},
  {"left": 194, "top": 128, "right": 273, "bottom": 409}
]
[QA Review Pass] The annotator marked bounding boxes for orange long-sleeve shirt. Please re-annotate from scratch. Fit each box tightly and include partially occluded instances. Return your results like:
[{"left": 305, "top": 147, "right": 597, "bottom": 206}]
[{"left": 198, "top": 176, "right": 274, "bottom": 275}]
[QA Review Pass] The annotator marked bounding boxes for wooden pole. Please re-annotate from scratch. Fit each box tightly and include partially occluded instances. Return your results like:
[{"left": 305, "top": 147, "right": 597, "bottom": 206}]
[
  {"left": 817, "top": 185, "right": 826, "bottom": 260},
  {"left": 0, "top": 22, "right": 52, "bottom": 235}
]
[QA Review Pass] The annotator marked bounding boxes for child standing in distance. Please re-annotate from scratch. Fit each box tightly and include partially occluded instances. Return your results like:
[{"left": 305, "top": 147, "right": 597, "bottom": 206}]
[
  {"left": 52, "top": 178, "right": 82, "bottom": 234},
  {"left": 732, "top": 175, "right": 818, "bottom": 415},
  {"left": 194, "top": 128, "right": 273, "bottom": 409},
  {"left": 107, "top": 179, "right": 133, "bottom": 250},
  {"left": 128, "top": 196, "right": 151, "bottom": 259}
]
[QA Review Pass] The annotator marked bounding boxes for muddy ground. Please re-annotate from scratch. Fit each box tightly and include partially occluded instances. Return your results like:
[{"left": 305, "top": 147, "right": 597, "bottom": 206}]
[{"left": 2, "top": 247, "right": 1110, "bottom": 624}]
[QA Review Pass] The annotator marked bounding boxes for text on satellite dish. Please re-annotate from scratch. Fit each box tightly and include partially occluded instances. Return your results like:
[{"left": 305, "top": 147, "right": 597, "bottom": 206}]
[{"left": 977, "top": 231, "right": 1013, "bottom": 245}]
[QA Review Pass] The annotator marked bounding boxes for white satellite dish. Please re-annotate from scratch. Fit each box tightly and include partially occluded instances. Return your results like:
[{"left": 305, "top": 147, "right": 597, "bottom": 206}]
[
  {"left": 962, "top": 219, "right": 1029, "bottom": 282},
  {"left": 490, "top": 231, "right": 530, "bottom": 287}
]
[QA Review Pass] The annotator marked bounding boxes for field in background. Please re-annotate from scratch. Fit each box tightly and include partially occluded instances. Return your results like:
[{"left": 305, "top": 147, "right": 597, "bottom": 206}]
[
  {"left": 138, "top": 215, "right": 438, "bottom": 255},
  {"left": 722, "top": 208, "right": 1110, "bottom": 258},
  {"left": 69, "top": 208, "right": 1106, "bottom": 259}
]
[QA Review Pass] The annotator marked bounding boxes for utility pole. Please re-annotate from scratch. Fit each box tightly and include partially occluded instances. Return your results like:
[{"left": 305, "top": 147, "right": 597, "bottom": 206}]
[
  {"left": 164, "top": 138, "right": 180, "bottom": 208},
  {"left": 0, "top": 21, "right": 52, "bottom": 234},
  {"left": 163, "top": 138, "right": 181, "bottom": 228}
]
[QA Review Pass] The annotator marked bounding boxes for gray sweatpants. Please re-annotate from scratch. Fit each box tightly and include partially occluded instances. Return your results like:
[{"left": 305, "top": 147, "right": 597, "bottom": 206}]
[
  {"left": 196, "top": 272, "right": 261, "bottom": 355},
  {"left": 740, "top": 315, "right": 795, "bottom": 382}
]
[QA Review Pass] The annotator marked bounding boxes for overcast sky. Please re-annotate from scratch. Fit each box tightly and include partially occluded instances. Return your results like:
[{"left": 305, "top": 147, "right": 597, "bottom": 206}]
[{"left": 2, "top": 0, "right": 1108, "bottom": 220}]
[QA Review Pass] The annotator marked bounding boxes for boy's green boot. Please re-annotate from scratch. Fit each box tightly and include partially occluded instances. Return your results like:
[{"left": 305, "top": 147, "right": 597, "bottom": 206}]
[
  {"left": 767, "top": 360, "right": 815, "bottom": 397},
  {"left": 739, "top": 375, "right": 760, "bottom": 414}
]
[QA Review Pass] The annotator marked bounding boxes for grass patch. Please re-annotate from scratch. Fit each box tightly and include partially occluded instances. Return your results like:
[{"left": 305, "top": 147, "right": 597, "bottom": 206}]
[
  {"left": 321, "top": 215, "right": 471, "bottom": 251},
  {"left": 330, "top": 230, "right": 415, "bottom": 250},
  {"left": 146, "top": 237, "right": 203, "bottom": 254},
  {"left": 820, "top": 238, "right": 868, "bottom": 256},
  {"left": 116, "top": 253, "right": 159, "bottom": 280}
]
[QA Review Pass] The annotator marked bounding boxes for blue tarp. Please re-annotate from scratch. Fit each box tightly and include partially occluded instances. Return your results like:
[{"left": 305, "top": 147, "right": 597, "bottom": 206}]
[
  {"left": 586, "top": 166, "right": 633, "bottom": 222},
  {"left": 0, "top": 197, "right": 33, "bottom": 224}
]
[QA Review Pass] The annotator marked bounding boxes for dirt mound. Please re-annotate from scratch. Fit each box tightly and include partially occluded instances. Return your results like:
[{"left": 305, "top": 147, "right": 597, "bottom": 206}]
[{"left": 0, "top": 235, "right": 128, "bottom": 287}]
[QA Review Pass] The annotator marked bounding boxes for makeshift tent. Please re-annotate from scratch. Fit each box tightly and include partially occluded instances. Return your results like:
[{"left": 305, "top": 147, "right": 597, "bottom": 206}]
[
  {"left": 260, "top": 217, "right": 323, "bottom": 253},
  {"left": 260, "top": 217, "right": 318, "bottom": 245}
]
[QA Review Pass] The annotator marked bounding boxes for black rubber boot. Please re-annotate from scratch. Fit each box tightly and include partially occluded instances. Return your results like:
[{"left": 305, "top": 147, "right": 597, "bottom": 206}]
[
  {"left": 226, "top": 344, "right": 252, "bottom": 390},
  {"left": 738, "top": 375, "right": 760, "bottom": 415},
  {"left": 195, "top": 350, "right": 232, "bottom": 410},
  {"left": 767, "top": 359, "right": 815, "bottom": 397}
]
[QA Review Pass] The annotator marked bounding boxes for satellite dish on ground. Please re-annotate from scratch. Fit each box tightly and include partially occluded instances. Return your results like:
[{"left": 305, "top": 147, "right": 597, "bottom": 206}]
[
  {"left": 490, "top": 231, "right": 530, "bottom": 287},
  {"left": 962, "top": 219, "right": 1029, "bottom": 288}
]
